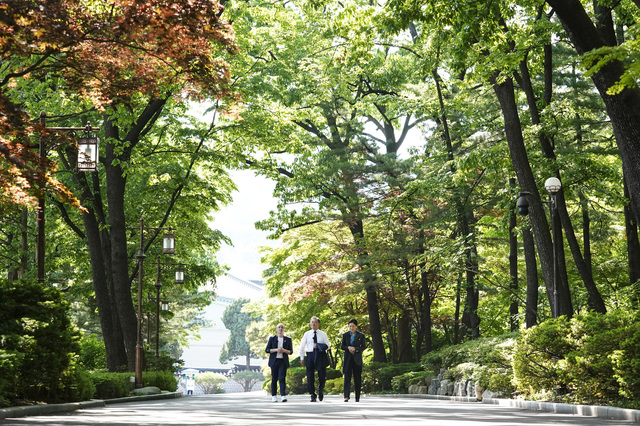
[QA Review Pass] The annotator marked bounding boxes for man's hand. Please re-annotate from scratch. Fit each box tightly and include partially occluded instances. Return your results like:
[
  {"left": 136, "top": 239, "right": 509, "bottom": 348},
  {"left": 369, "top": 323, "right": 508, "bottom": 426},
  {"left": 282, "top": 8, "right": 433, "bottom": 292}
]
[
  {"left": 300, "top": 359, "right": 305, "bottom": 366},
  {"left": 348, "top": 346, "right": 356, "bottom": 354}
]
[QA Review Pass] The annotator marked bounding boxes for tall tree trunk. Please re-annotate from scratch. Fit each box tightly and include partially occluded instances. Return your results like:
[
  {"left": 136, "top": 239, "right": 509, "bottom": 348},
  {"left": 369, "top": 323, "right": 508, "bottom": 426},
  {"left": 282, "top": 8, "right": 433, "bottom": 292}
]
[
  {"left": 519, "top": 53, "right": 605, "bottom": 313},
  {"left": 349, "top": 219, "right": 387, "bottom": 363},
  {"left": 104, "top": 116, "right": 139, "bottom": 370},
  {"left": 454, "top": 271, "right": 462, "bottom": 344},
  {"left": 20, "top": 207, "right": 28, "bottom": 278},
  {"left": 579, "top": 192, "right": 592, "bottom": 278},
  {"left": 397, "top": 313, "right": 414, "bottom": 363},
  {"left": 492, "top": 76, "right": 573, "bottom": 317},
  {"left": 523, "top": 227, "right": 539, "bottom": 328},
  {"left": 82, "top": 204, "right": 128, "bottom": 370},
  {"left": 556, "top": 193, "right": 606, "bottom": 313},
  {"left": 433, "top": 68, "right": 480, "bottom": 338},
  {"left": 546, "top": 0, "right": 640, "bottom": 225},
  {"left": 418, "top": 229, "right": 433, "bottom": 354},
  {"left": 509, "top": 181, "right": 518, "bottom": 332},
  {"left": 624, "top": 178, "right": 640, "bottom": 282}
]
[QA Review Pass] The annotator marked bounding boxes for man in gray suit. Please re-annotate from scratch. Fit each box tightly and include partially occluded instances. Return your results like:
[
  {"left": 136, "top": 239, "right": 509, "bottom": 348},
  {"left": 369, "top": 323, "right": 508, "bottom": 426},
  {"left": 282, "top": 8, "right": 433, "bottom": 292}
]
[{"left": 341, "top": 318, "right": 366, "bottom": 402}]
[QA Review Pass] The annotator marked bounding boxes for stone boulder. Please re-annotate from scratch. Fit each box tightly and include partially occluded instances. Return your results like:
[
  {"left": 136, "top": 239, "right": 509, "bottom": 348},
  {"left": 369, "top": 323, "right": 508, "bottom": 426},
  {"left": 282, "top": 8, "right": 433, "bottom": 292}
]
[{"left": 131, "top": 386, "right": 162, "bottom": 396}]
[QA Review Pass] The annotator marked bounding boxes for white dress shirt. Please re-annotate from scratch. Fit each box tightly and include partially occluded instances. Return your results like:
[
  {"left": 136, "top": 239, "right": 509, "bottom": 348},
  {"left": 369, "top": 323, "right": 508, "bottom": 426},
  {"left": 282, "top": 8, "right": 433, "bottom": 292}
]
[
  {"left": 276, "top": 336, "right": 284, "bottom": 359},
  {"left": 299, "top": 328, "right": 330, "bottom": 360}
]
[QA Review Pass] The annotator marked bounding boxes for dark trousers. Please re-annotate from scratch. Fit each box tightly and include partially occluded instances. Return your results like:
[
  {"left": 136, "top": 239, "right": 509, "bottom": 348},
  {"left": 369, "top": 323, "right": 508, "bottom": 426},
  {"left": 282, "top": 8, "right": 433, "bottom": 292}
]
[
  {"left": 270, "top": 358, "right": 287, "bottom": 396},
  {"left": 305, "top": 352, "right": 326, "bottom": 396},
  {"left": 343, "top": 356, "right": 362, "bottom": 400}
]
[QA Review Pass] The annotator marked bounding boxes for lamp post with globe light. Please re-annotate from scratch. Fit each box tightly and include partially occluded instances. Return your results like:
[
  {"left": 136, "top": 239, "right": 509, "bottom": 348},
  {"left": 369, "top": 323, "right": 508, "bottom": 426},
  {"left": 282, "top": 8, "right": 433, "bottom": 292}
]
[{"left": 517, "top": 177, "right": 562, "bottom": 318}]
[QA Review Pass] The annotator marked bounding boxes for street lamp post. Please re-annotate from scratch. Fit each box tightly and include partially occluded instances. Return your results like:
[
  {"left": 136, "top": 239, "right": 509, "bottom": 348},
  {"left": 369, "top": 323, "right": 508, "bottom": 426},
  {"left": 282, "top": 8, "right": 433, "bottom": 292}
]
[
  {"left": 516, "top": 176, "right": 562, "bottom": 318},
  {"left": 133, "top": 217, "right": 175, "bottom": 388},
  {"left": 153, "top": 256, "right": 184, "bottom": 358},
  {"left": 37, "top": 112, "right": 99, "bottom": 284},
  {"left": 544, "top": 177, "right": 562, "bottom": 319}
]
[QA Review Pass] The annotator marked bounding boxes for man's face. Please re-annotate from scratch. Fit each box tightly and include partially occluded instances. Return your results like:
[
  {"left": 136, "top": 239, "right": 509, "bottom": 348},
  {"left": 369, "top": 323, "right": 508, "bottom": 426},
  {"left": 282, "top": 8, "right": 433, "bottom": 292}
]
[
  {"left": 310, "top": 318, "right": 319, "bottom": 330},
  {"left": 276, "top": 323, "right": 285, "bottom": 336},
  {"left": 349, "top": 323, "right": 357, "bottom": 333}
]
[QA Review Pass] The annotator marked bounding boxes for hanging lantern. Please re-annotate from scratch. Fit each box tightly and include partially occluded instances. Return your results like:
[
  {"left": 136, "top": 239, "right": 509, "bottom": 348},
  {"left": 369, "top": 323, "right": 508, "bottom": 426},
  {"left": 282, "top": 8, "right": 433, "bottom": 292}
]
[
  {"left": 77, "top": 136, "right": 99, "bottom": 172},
  {"left": 162, "top": 232, "right": 175, "bottom": 254},
  {"left": 175, "top": 263, "right": 185, "bottom": 284}
]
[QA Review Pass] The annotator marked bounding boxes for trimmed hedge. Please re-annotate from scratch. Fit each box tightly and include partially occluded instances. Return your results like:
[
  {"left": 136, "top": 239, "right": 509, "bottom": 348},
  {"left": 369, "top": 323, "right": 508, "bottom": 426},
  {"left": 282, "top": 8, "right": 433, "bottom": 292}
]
[{"left": 90, "top": 371, "right": 177, "bottom": 399}]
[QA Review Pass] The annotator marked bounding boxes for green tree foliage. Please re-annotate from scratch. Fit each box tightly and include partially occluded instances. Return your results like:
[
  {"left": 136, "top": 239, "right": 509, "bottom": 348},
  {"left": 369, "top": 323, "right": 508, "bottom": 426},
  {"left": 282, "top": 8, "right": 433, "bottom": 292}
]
[
  {"left": 78, "top": 334, "right": 108, "bottom": 371},
  {"left": 195, "top": 372, "right": 227, "bottom": 394},
  {"left": 0, "top": 278, "right": 89, "bottom": 406},
  {"left": 1, "top": 0, "right": 240, "bottom": 373},
  {"left": 220, "top": 298, "right": 261, "bottom": 369},
  {"left": 231, "top": 370, "right": 264, "bottom": 392}
]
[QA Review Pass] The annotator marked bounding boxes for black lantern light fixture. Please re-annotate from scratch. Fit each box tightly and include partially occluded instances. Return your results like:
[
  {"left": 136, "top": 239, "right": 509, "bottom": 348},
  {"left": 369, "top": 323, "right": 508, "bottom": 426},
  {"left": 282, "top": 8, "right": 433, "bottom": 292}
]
[
  {"left": 175, "top": 263, "right": 185, "bottom": 284},
  {"left": 77, "top": 131, "right": 99, "bottom": 172},
  {"left": 162, "top": 231, "right": 176, "bottom": 254}
]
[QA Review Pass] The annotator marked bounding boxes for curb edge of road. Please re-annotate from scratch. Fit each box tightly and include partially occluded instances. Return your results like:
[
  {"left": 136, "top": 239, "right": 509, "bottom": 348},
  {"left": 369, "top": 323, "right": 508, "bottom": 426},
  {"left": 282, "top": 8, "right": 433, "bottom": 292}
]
[
  {"left": 0, "top": 392, "right": 183, "bottom": 420},
  {"left": 384, "top": 393, "right": 640, "bottom": 424}
]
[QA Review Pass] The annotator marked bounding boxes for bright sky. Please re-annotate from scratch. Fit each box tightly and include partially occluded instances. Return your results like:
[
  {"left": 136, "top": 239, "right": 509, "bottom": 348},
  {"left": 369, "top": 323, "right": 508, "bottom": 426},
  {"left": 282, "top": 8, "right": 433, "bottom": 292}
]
[{"left": 209, "top": 169, "right": 278, "bottom": 281}]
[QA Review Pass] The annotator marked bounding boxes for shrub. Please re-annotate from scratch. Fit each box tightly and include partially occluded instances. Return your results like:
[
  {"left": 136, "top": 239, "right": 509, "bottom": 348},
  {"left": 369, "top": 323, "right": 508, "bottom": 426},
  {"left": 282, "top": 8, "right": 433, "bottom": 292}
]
[
  {"left": 363, "top": 362, "right": 423, "bottom": 392},
  {"left": 143, "top": 371, "right": 177, "bottom": 391},
  {"left": 286, "top": 367, "right": 308, "bottom": 395},
  {"left": 90, "top": 372, "right": 133, "bottom": 399},
  {"left": 59, "top": 365, "right": 96, "bottom": 402},
  {"left": 418, "top": 333, "right": 517, "bottom": 397},
  {"left": 144, "top": 351, "right": 182, "bottom": 373},
  {"left": 391, "top": 370, "right": 433, "bottom": 393},
  {"left": 0, "top": 350, "right": 17, "bottom": 408},
  {"left": 324, "top": 377, "right": 343, "bottom": 394},
  {"left": 0, "top": 278, "right": 86, "bottom": 404},
  {"left": 513, "top": 310, "right": 640, "bottom": 405},
  {"left": 284, "top": 367, "right": 341, "bottom": 394},
  {"left": 194, "top": 372, "right": 226, "bottom": 394},
  {"left": 78, "top": 334, "right": 107, "bottom": 371}
]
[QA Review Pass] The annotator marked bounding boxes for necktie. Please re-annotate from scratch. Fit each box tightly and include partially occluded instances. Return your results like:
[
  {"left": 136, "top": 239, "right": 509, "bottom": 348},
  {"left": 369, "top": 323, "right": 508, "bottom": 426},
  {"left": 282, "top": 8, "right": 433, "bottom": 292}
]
[{"left": 313, "top": 331, "right": 318, "bottom": 363}]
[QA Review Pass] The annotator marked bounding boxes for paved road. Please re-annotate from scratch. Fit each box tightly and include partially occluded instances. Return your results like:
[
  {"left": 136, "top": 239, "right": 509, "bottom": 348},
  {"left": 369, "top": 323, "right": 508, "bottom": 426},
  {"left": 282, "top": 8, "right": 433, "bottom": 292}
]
[{"left": 0, "top": 392, "right": 636, "bottom": 425}]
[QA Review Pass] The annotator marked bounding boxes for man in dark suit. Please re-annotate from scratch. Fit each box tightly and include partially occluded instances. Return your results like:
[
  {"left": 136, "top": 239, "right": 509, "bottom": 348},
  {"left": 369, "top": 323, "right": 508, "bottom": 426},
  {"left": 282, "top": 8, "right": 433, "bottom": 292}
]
[
  {"left": 265, "top": 323, "right": 293, "bottom": 402},
  {"left": 341, "top": 318, "right": 366, "bottom": 402}
]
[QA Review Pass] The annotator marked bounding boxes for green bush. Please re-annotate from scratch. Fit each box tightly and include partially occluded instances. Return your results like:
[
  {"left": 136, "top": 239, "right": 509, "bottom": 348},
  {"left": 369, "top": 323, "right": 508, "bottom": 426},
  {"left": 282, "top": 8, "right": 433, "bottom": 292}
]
[
  {"left": 144, "top": 350, "right": 182, "bottom": 373},
  {"left": 284, "top": 367, "right": 341, "bottom": 394},
  {"left": 90, "top": 372, "right": 133, "bottom": 399},
  {"left": 285, "top": 367, "right": 308, "bottom": 395},
  {"left": 143, "top": 371, "right": 177, "bottom": 391},
  {"left": 0, "top": 350, "right": 17, "bottom": 408},
  {"left": 513, "top": 310, "right": 640, "bottom": 405},
  {"left": 78, "top": 334, "right": 107, "bottom": 371},
  {"left": 194, "top": 372, "right": 226, "bottom": 394},
  {"left": 58, "top": 365, "right": 96, "bottom": 402},
  {"left": 612, "top": 324, "right": 640, "bottom": 399},
  {"left": 0, "top": 278, "right": 86, "bottom": 405},
  {"left": 363, "top": 362, "right": 423, "bottom": 392},
  {"left": 324, "top": 377, "right": 343, "bottom": 394},
  {"left": 391, "top": 370, "right": 433, "bottom": 393}
]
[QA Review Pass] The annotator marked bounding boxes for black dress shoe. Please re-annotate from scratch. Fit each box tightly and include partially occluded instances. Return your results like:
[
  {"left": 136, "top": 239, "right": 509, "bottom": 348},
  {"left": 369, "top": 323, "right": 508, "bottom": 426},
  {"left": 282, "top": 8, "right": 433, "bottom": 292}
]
[
  {"left": 344, "top": 397, "right": 349, "bottom": 402},
  {"left": 318, "top": 390, "right": 324, "bottom": 401},
  {"left": 310, "top": 394, "right": 317, "bottom": 402}
]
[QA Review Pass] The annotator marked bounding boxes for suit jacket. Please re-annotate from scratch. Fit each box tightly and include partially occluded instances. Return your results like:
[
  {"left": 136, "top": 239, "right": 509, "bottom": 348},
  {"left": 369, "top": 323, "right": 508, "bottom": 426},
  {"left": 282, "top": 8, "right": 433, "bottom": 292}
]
[
  {"left": 265, "top": 335, "right": 293, "bottom": 368},
  {"left": 341, "top": 330, "right": 366, "bottom": 369}
]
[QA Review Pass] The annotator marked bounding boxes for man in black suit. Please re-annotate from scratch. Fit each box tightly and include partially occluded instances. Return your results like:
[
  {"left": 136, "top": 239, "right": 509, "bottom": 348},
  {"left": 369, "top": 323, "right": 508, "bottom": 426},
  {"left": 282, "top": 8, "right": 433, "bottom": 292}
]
[
  {"left": 265, "top": 323, "right": 293, "bottom": 402},
  {"left": 341, "top": 318, "right": 366, "bottom": 402}
]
